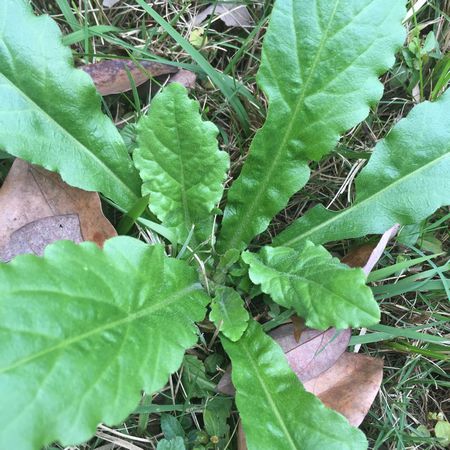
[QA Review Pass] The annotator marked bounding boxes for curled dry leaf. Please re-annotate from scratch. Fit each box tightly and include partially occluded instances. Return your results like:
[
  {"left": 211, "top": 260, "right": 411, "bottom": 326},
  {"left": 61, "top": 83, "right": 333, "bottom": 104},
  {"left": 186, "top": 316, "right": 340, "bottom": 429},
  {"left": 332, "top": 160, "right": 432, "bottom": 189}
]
[
  {"left": 217, "top": 324, "right": 351, "bottom": 396},
  {"left": 193, "top": 3, "right": 252, "bottom": 28},
  {"left": 168, "top": 69, "right": 197, "bottom": 90},
  {"left": 0, "top": 159, "right": 116, "bottom": 261},
  {"left": 303, "top": 352, "right": 384, "bottom": 427},
  {"left": 81, "top": 60, "right": 178, "bottom": 96}
]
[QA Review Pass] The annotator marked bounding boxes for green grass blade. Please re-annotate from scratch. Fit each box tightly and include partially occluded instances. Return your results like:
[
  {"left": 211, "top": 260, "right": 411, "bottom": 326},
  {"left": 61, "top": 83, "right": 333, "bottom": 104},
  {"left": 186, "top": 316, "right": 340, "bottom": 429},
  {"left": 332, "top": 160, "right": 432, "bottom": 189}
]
[{"left": 135, "top": 0, "right": 250, "bottom": 134}]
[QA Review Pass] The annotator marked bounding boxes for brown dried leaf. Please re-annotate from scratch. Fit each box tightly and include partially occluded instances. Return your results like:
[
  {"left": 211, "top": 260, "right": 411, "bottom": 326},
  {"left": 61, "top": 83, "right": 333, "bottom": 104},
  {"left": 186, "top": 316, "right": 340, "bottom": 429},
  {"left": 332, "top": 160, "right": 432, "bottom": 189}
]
[
  {"left": 303, "top": 352, "right": 383, "bottom": 426},
  {"left": 216, "top": 324, "right": 351, "bottom": 396},
  {"left": 342, "top": 224, "right": 400, "bottom": 274},
  {"left": 291, "top": 314, "right": 306, "bottom": 342},
  {"left": 270, "top": 324, "right": 351, "bottom": 383},
  {"left": 81, "top": 60, "right": 177, "bottom": 96},
  {"left": 0, "top": 159, "right": 116, "bottom": 261},
  {"left": 2, "top": 215, "right": 83, "bottom": 261},
  {"left": 237, "top": 422, "right": 247, "bottom": 450},
  {"left": 342, "top": 243, "right": 377, "bottom": 268},
  {"left": 168, "top": 69, "right": 197, "bottom": 90},
  {"left": 193, "top": 3, "right": 252, "bottom": 28}
]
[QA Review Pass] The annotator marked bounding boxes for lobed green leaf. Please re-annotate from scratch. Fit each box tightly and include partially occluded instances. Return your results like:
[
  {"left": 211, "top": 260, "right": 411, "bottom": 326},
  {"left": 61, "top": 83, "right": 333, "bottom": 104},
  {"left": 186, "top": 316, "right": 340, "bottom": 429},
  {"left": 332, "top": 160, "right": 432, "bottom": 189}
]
[
  {"left": 210, "top": 286, "right": 249, "bottom": 341},
  {"left": 274, "top": 90, "right": 450, "bottom": 249},
  {"left": 0, "top": 0, "right": 141, "bottom": 210},
  {"left": 217, "top": 0, "right": 405, "bottom": 254},
  {"left": 0, "top": 237, "right": 208, "bottom": 449},
  {"left": 243, "top": 243, "right": 379, "bottom": 329},
  {"left": 133, "top": 83, "right": 229, "bottom": 245},
  {"left": 221, "top": 320, "right": 368, "bottom": 450}
]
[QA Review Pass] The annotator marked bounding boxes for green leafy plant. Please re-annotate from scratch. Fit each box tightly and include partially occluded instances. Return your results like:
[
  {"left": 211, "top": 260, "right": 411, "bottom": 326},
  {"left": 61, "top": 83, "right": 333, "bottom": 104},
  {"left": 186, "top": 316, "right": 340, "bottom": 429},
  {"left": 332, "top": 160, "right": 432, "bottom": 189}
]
[{"left": 0, "top": 1, "right": 449, "bottom": 449}]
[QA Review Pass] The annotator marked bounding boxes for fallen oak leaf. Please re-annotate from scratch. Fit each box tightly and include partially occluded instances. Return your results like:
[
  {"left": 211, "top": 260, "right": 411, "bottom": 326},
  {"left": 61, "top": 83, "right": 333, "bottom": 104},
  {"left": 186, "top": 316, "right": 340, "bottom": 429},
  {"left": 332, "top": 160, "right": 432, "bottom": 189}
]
[
  {"left": 270, "top": 324, "right": 351, "bottom": 383},
  {"left": 217, "top": 324, "right": 351, "bottom": 395},
  {"left": 0, "top": 159, "right": 116, "bottom": 261},
  {"left": 303, "top": 352, "right": 383, "bottom": 427},
  {"left": 1, "top": 215, "right": 83, "bottom": 262},
  {"left": 81, "top": 59, "right": 178, "bottom": 96}
]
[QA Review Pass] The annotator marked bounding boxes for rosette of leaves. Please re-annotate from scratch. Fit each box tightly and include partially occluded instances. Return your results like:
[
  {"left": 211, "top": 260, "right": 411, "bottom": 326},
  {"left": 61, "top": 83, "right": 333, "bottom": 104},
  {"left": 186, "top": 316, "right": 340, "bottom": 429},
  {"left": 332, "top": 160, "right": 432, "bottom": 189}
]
[{"left": 0, "top": 0, "right": 449, "bottom": 449}]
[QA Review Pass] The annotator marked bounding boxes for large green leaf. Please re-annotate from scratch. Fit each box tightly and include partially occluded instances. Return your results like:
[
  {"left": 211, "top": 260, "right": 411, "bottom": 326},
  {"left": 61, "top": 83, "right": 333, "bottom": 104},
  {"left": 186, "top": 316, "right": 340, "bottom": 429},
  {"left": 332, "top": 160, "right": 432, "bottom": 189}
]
[
  {"left": 242, "top": 243, "right": 378, "bottom": 329},
  {"left": 274, "top": 90, "right": 450, "bottom": 249},
  {"left": 133, "top": 83, "right": 229, "bottom": 245},
  {"left": 0, "top": 0, "right": 141, "bottom": 210},
  {"left": 221, "top": 320, "right": 368, "bottom": 450},
  {"left": 0, "top": 237, "right": 208, "bottom": 449},
  {"left": 217, "top": 0, "right": 405, "bottom": 254}
]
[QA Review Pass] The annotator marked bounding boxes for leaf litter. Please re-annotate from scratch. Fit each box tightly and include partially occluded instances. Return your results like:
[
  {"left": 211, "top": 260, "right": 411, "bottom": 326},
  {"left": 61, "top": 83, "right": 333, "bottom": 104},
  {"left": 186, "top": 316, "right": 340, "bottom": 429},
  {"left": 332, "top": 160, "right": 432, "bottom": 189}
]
[
  {"left": 192, "top": 3, "right": 252, "bottom": 28},
  {"left": 0, "top": 159, "right": 116, "bottom": 261},
  {"left": 82, "top": 60, "right": 197, "bottom": 96}
]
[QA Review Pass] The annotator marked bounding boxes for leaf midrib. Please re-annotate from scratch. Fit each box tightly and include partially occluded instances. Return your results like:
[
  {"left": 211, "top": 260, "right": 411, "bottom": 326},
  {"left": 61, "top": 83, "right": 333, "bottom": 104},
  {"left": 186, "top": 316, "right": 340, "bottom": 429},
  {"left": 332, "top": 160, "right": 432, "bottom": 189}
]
[
  {"left": 240, "top": 332, "right": 355, "bottom": 448},
  {"left": 173, "top": 101, "right": 194, "bottom": 241},
  {"left": 257, "top": 264, "right": 376, "bottom": 319},
  {"left": 222, "top": 0, "right": 340, "bottom": 252},
  {"left": 0, "top": 71, "right": 137, "bottom": 204},
  {"left": 242, "top": 342, "right": 298, "bottom": 450},
  {"left": 0, "top": 284, "right": 199, "bottom": 374},
  {"left": 281, "top": 149, "right": 450, "bottom": 248}
]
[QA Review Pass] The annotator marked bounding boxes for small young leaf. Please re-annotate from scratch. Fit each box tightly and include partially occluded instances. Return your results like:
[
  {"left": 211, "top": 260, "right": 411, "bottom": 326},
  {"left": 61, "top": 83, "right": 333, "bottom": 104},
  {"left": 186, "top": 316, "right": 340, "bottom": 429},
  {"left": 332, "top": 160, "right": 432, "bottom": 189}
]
[
  {"left": 182, "top": 355, "right": 215, "bottom": 399},
  {"left": 0, "top": 0, "right": 141, "bottom": 210},
  {"left": 210, "top": 286, "right": 249, "bottom": 341},
  {"left": 217, "top": 0, "right": 405, "bottom": 254},
  {"left": 221, "top": 320, "right": 368, "bottom": 450},
  {"left": 133, "top": 83, "right": 229, "bottom": 245},
  {"left": 161, "top": 414, "right": 185, "bottom": 440},
  {"left": 0, "top": 237, "right": 208, "bottom": 449},
  {"left": 157, "top": 437, "right": 186, "bottom": 450},
  {"left": 203, "top": 397, "right": 232, "bottom": 439},
  {"left": 243, "top": 243, "right": 379, "bottom": 329},
  {"left": 275, "top": 90, "right": 450, "bottom": 249},
  {"left": 435, "top": 420, "right": 450, "bottom": 446}
]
